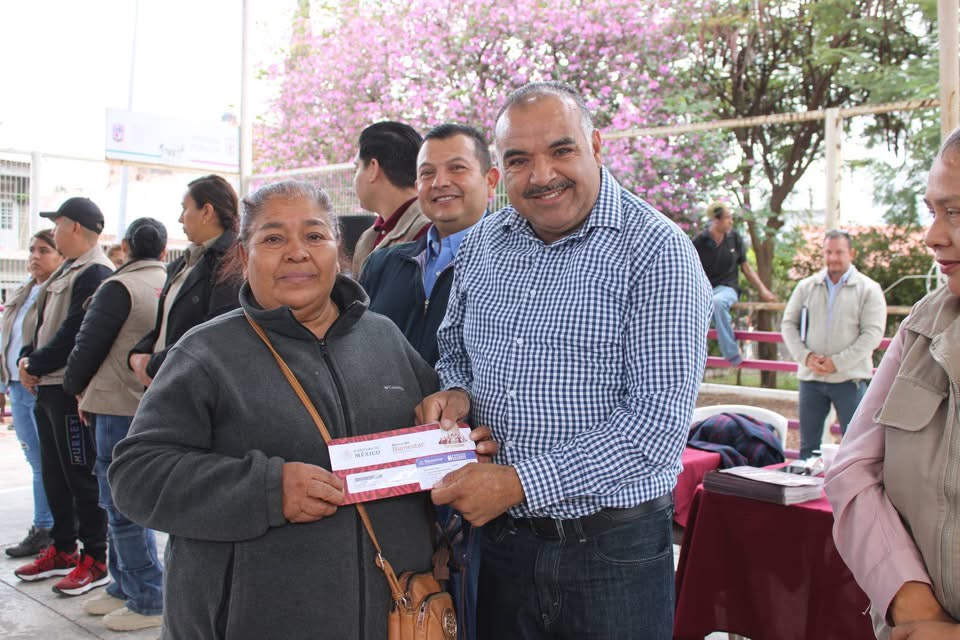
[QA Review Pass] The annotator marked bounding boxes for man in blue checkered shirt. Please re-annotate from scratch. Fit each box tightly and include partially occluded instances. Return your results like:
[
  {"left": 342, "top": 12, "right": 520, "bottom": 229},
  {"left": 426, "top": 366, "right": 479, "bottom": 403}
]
[{"left": 416, "top": 82, "right": 712, "bottom": 639}]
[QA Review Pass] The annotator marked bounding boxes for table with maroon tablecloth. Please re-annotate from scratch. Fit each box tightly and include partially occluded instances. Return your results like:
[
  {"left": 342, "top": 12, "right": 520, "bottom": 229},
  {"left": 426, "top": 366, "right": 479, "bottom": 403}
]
[
  {"left": 673, "top": 487, "right": 874, "bottom": 640},
  {"left": 674, "top": 447, "right": 722, "bottom": 527}
]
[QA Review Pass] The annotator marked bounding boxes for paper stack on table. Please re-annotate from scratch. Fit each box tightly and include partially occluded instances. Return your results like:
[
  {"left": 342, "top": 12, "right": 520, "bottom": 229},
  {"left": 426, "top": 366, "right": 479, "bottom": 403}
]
[{"left": 703, "top": 466, "right": 824, "bottom": 505}]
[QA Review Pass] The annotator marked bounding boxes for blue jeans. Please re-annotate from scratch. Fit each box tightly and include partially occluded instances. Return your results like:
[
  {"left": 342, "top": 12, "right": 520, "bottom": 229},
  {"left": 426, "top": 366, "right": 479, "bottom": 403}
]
[
  {"left": 711, "top": 285, "right": 741, "bottom": 363},
  {"left": 798, "top": 380, "right": 867, "bottom": 459},
  {"left": 477, "top": 504, "right": 674, "bottom": 639},
  {"left": 93, "top": 414, "right": 163, "bottom": 616},
  {"left": 10, "top": 381, "right": 54, "bottom": 529}
]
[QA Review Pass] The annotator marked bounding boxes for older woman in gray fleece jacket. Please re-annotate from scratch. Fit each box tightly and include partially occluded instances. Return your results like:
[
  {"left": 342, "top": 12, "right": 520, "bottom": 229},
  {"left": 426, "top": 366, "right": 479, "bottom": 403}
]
[{"left": 110, "top": 181, "right": 494, "bottom": 640}]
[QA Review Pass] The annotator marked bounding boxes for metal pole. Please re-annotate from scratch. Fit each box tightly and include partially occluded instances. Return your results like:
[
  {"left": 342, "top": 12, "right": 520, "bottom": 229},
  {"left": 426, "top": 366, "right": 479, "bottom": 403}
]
[
  {"left": 239, "top": 0, "right": 253, "bottom": 197},
  {"left": 824, "top": 108, "right": 842, "bottom": 229},
  {"left": 29, "top": 152, "right": 41, "bottom": 238},
  {"left": 940, "top": 0, "right": 960, "bottom": 140},
  {"left": 118, "top": 0, "right": 140, "bottom": 238}
]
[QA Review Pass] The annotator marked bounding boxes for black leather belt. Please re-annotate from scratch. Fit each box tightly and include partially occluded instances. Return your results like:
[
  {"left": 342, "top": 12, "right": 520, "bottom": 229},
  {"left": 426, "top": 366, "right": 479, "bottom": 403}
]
[{"left": 511, "top": 494, "right": 673, "bottom": 540}]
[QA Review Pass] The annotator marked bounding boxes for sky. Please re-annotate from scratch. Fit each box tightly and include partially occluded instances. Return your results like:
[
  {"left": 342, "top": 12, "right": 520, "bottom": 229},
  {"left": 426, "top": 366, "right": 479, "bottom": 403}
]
[
  {"left": 0, "top": 0, "right": 293, "bottom": 157},
  {"left": 0, "top": 0, "right": 294, "bottom": 246},
  {"left": 0, "top": 0, "right": 896, "bottom": 242}
]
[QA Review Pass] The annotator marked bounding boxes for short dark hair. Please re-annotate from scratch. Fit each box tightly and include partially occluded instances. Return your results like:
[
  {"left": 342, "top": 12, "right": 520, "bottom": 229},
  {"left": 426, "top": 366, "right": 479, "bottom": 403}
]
[
  {"left": 423, "top": 124, "right": 492, "bottom": 171},
  {"left": 187, "top": 175, "right": 240, "bottom": 233},
  {"left": 358, "top": 122, "right": 422, "bottom": 189},
  {"left": 824, "top": 228, "right": 853, "bottom": 249},
  {"left": 495, "top": 81, "right": 594, "bottom": 141},
  {"left": 124, "top": 217, "right": 168, "bottom": 260}
]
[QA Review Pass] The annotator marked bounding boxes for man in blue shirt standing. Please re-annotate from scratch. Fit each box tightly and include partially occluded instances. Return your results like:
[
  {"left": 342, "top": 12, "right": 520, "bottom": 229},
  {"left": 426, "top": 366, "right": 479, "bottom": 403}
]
[
  {"left": 416, "top": 82, "right": 712, "bottom": 639},
  {"left": 361, "top": 124, "right": 499, "bottom": 640}
]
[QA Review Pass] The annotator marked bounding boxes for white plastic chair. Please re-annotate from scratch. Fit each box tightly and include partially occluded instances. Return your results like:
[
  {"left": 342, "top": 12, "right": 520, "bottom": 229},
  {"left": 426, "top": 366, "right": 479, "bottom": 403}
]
[{"left": 691, "top": 404, "right": 788, "bottom": 447}]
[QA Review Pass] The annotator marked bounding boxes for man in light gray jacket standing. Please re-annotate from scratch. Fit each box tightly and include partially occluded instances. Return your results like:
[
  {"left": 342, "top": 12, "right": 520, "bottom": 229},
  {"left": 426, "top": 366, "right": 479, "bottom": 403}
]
[{"left": 782, "top": 229, "right": 887, "bottom": 459}]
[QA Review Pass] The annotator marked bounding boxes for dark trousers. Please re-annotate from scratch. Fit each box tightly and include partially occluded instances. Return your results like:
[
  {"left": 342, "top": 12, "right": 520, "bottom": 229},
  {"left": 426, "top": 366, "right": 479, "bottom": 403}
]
[
  {"left": 34, "top": 385, "right": 107, "bottom": 560},
  {"left": 437, "top": 505, "right": 481, "bottom": 640},
  {"left": 477, "top": 504, "right": 674, "bottom": 640},
  {"left": 798, "top": 379, "right": 868, "bottom": 459}
]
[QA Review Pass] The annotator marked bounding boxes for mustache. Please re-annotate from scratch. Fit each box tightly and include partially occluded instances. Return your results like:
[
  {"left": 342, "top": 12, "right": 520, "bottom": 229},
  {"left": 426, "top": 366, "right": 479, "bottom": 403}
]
[{"left": 523, "top": 179, "right": 575, "bottom": 199}]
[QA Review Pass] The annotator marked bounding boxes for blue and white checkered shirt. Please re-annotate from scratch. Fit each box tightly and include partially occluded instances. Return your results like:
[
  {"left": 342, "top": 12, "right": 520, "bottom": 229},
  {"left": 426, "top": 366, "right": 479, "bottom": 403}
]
[{"left": 436, "top": 168, "right": 712, "bottom": 519}]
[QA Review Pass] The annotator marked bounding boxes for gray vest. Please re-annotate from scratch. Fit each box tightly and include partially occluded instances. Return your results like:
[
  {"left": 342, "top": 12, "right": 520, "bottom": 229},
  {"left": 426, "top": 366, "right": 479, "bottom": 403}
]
[
  {"left": 0, "top": 278, "right": 39, "bottom": 385},
  {"left": 79, "top": 260, "right": 167, "bottom": 416},
  {"left": 875, "top": 286, "right": 960, "bottom": 634},
  {"left": 33, "top": 244, "right": 115, "bottom": 386}
]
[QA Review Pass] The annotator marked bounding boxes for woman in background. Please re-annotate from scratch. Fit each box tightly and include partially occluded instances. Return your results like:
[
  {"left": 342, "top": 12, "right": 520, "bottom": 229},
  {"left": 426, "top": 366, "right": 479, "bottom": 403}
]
[
  {"left": 128, "top": 174, "right": 241, "bottom": 386},
  {"left": 1, "top": 230, "right": 63, "bottom": 557},
  {"left": 106, "top": 244, "right": 125, "bottom": 268}
]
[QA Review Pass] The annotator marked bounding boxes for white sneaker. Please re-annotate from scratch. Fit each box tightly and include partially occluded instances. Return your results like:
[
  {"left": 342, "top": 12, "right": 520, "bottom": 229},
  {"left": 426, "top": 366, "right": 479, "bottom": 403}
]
[
  {"left": 83, "top": 591, "right": 125, "bottom": 616},
  {"left": 102, "top": 606, "right": 163, "bottom": 632}
]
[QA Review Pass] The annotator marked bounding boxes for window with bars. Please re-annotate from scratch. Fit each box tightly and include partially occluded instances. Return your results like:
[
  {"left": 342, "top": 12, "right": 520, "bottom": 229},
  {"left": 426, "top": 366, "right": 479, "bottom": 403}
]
[{"left": 0, "top": 200, "right": 13, "bottom": 230}]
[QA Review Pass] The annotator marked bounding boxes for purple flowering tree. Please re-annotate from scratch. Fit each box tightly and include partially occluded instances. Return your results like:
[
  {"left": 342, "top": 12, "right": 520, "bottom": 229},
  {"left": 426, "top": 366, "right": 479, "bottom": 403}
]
[{"left": 254, "top": 0, "right": 729, "bottom": 225}]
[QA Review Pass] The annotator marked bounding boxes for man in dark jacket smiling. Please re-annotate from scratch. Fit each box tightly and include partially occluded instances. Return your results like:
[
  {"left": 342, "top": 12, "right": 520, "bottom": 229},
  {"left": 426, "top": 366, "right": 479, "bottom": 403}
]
[
  {"left": 360, "top": 124, "right": 498, "bottom": 640},
  {"left": 361, "top": 124, "right": 499, "bottom": 366}
]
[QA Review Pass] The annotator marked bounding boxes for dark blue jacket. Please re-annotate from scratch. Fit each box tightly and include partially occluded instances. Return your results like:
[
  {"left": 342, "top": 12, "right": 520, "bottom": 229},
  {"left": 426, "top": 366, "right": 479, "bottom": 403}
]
[
  {"left": 362, "top": 234, "right": 482, "bottom": 640},
  {"left": 687, "top": 412, "right": 785, "bottom": 468},
  {"left": 359, "top": 236, "right": 452, "bottom": 366}
]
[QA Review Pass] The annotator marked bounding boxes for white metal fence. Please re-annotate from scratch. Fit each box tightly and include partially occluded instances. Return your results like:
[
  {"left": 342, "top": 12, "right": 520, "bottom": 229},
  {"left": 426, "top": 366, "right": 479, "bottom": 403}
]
[{"left": 0, "top": 97, "right": 938, "bottom": 302}]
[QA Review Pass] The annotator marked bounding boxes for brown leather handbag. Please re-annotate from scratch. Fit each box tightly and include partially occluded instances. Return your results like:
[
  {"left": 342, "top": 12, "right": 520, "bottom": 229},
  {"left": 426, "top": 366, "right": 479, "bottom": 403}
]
[{"left": 246, "top": 314, "right": 458, "bottom": 640}]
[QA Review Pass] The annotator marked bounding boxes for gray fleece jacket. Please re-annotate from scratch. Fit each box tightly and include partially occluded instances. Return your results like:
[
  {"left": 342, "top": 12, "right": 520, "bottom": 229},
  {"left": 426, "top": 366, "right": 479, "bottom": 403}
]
[{"left": 110, "top": 276, "right": 438, "bottom": 640}]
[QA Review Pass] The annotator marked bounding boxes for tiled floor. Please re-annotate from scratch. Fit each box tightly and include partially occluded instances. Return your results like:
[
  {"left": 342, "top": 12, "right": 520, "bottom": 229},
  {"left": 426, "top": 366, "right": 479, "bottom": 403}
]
[{"left": 0, "top": 427, "right": 162, "bottom": 639}]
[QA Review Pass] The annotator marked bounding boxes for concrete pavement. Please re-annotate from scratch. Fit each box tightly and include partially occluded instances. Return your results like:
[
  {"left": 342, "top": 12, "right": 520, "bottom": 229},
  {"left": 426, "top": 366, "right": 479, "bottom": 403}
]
[{"left": 0, "top": 425, "right": 163, "bottom": 639}]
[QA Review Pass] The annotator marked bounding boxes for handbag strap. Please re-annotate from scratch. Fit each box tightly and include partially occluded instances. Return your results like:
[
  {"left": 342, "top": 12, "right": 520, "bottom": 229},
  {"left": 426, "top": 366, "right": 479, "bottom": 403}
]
[{"left": 244, "top": 312, "right": 407, "bottom": 603}]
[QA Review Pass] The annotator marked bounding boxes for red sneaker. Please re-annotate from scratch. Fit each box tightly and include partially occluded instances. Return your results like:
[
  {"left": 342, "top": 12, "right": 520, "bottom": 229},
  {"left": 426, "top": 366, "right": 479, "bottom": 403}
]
[
  {"left": 51, "top": 554, "right": 109, "bottom": 596},
  {"left": 13, "top": 545, "right": 78, "bottom": 581}
]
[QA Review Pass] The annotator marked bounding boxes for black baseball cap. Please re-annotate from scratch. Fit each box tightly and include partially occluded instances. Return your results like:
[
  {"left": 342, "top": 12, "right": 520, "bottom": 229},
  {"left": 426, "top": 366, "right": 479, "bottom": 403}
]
[{"left": 40, "top": 197, "right": 105, "bottom": 234}]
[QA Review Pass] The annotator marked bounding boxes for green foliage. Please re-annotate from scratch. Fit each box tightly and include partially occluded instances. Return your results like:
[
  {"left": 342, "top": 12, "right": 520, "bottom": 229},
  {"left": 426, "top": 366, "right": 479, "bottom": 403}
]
[
  {"left": 785, "top": 225, "right": 933, "bottom": 340},
  {"left": 864, "top": 108, "right": 940, "bottom": 225},
  {"left": 705, "top": 369, "right": 799, "bottom": 392},
  {"left": 770, "top": 226, "right": 806, "bottom": 300},
  {"left": 844, "top": 0, "right": 938, "bottom": 224},
  {"left": 851, "top": 228, "right": 932, "bottom": 308},
  {"left": 678, "top": 0, "right": 935, "bottom": 291},
  {"left": 869, "top": 158, "right": 926, "bottom": 227}
]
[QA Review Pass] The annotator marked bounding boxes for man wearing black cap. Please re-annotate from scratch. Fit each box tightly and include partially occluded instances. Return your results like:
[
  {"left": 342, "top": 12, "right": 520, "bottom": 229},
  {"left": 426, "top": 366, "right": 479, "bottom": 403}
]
[{"left": 13, "top": 197, "right": 115, "bottom": 596}]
